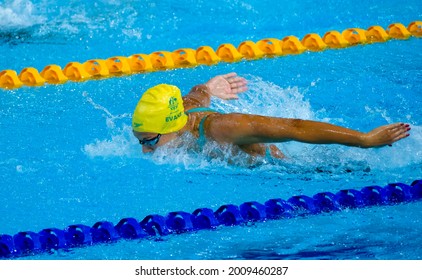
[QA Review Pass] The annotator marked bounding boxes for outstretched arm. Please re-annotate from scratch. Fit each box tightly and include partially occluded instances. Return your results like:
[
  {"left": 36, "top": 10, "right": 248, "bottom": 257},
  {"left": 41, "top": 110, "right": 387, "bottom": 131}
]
[
  {"left": 205, "top": 114, "right": 411, "bottom": 148},
  {"left": 183, "top": 73, "right": 248, "bottom": 109}
]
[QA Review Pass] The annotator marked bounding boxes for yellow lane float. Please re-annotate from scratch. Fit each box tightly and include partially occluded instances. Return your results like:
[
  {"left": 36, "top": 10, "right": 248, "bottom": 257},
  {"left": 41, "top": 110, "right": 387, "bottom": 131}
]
[
  {"left": 83, "top": 59, "right": 110, "bottom": 78},
  {"left": 342, "top": 28, "right": 367, "bottom": 45},
  {"left": 323, "top": 30, "right": 350, "bottom": 48},
  {"left": 387, "top": 23, "right": 412, "bottom": 39},
  {"left": 301, "top": 33, "right": 328, "bottom": 51},
  {"left": 281, "top": 36, "right": 307, "bottom": 54},
  {"left": 172, "top": 48, "right": 198, "bottom": 67},
  {"left": 19, "top": 67, "right": 45, "bottom": 86},
  {"left": 149, "top": 51, "right": 175, "bottom": 69},
  {"left": 408, "top": 21, "right": 422, "bottom": 37},
  {"left": 256, "top": 38, "right": 283, "bottom": 55},
  {"left": 128, "top": 54, "right": 153, "bottom": 72},
  {"left": 106, "top": 56, "right": 132, "bottom": 75},
  {"left": 195, "top": 46, "right": 221, "bottom": 65},
  {"left": 63, "top": 62, "right": 92, "bottom": 81},
  {"left": 366, "top": 26, "right": 390, "bottom": 43},
  {"left": 40, "top": 65, "right": 68, "bottom": 84},
  {"left": 0, "top": 70, "right": 23, "bottom": 89},
  {"left": 237, "top": 41, "right": 265, "bottom": 59},
  {"left": 216, "top": 43, "right": 243, "bottom": 62}
]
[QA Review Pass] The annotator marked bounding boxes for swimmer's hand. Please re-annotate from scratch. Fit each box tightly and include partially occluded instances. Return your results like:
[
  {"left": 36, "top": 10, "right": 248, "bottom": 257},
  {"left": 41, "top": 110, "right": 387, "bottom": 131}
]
[
  {"left": 362, "top": 123, "right": 410, "bottom": 147},
  {"left": 205, "top": 72, "right": 248, "bottom": 100}
]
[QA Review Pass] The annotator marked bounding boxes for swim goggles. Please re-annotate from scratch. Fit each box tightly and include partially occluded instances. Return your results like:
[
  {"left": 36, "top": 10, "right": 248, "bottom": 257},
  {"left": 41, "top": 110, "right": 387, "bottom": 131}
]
[{"left": 139, "top": 134, "right": 161, "bottom": 146}]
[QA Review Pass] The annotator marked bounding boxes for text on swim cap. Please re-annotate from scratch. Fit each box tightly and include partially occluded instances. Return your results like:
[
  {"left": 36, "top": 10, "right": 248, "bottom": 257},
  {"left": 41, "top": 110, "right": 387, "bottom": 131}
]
[{"left": 166, "top": 111, "right": 183, "bottom": 122}]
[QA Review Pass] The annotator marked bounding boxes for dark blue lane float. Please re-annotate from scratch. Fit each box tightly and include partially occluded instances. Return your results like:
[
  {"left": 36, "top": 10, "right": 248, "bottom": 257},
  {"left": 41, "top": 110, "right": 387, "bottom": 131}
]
[{"left": 1, "top": 179, "right": 421, "bottom": 259}]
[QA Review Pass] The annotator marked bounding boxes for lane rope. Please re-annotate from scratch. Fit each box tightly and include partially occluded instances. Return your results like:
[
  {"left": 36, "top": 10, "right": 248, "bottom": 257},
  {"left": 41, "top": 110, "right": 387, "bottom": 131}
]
[
  {"left": 0, "top": 21, "right": 421, "bottom": 90},
  {"left": 0, "top": 179, "right": 421, "bottom": 259}
]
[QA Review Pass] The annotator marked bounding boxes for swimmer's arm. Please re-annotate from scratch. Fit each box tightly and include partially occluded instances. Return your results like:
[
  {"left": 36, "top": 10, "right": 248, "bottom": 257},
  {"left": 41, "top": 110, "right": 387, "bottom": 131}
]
[
  {"left": 183, "top": 84, "right": 212, "bottom": 109},
  {"left": 183, "top": 73, "right": 248, "bottom": 109},
  {"left": 206, "top": 114, "right": 410, "bottom": 148}
]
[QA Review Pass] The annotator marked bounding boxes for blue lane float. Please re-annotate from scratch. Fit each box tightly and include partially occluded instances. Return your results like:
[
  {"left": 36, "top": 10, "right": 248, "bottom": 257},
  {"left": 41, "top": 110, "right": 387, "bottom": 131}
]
[{"left": 1, "top": 179, "right": 421, "bottom": 259}]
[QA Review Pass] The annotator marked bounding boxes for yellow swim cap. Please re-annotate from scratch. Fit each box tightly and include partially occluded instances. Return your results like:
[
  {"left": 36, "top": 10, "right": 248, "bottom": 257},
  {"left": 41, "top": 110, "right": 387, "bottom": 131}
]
[{"left": 132, "top": 84, "right": 188, "bottom": 134}]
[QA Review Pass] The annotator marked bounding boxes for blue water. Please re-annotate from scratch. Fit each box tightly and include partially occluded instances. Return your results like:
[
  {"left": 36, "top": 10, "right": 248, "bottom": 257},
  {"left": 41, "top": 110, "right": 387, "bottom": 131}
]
[{"left": 0, "top": 0, "right": 421, "bottom": 260}]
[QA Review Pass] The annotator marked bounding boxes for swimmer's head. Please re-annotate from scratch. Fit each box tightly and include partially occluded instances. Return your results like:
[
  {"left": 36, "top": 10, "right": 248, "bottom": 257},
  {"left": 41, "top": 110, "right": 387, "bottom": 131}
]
[{"left": 132, "top": 84, "right": 188, "bottom": 134}]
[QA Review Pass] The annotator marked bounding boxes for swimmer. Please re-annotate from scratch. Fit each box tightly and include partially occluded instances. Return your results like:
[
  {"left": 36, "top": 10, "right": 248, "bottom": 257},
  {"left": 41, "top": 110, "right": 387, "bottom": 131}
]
[{"left": 132, "top": 72, "right": 411, "bottom": 159}]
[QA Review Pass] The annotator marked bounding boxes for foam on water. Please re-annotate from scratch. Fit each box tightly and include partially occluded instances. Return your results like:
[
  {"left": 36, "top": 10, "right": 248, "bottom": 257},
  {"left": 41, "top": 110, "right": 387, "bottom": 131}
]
[
  {"left": 82, "top": 91, "right": 139, "bottom": 158},
  {"left": 0, "top": 0, "right": 139, "bottom": 44},
  {"left": 0, "top": 0, "right": 46, "bottom": 30}
]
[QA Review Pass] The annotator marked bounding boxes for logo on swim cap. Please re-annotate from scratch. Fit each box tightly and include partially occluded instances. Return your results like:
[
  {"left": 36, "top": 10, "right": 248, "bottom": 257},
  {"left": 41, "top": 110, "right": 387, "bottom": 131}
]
[
  {"left": 132, "top": 84, "right": 188, "bottom": 134},
  {"left": 132, "top": 122, "right": 143, "bottom": 128},
  {"left": 168, "top": 97, "right": 179, "bottom": 111}
]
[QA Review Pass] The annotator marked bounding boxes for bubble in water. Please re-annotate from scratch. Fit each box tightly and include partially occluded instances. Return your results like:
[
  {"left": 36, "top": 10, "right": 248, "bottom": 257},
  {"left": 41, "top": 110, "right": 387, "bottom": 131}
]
[{"left": 16, "top": 165, "right": 23, "bottom": 173}]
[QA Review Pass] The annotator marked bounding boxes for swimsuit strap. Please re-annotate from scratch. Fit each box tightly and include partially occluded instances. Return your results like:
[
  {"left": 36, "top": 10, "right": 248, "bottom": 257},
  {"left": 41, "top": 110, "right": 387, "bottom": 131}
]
[
  {"left": 185, "top": 107, "right": 220, "bottom": 114},
  {"left": 197, "top": 115, "right": 209, "bottom": 147},
  {"left": 185, "top": 107, "right": 222, "bottom": 147}
]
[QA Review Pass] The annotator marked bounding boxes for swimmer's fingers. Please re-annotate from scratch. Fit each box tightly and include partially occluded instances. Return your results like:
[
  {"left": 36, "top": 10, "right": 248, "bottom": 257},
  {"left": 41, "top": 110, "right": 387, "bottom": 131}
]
[
  {"left": 381, "top": 123, "right": 410, "bottom": 147},
  {"left": 365, "top": 123, "right": 410, "bottom": 147},
  {"left": 222, "top": 73, "right": 247, "bottom": 87},
  {"left": 221, "top": 72, "right": 238, "bottom": 80},
  {"left": 228, "top": 76, "right": 247, "bottom": 86},
  {"left": 224, "top": 85, "right": 248, "bottom": 99},
  {"left": 224, "top": 73, "right": 248, "bottom": 98},
  {"left": 206, "top": 72, "right": 248, "bottom": 100},
  {"left": 389, "top": 123, "right": 411, "bottom": 143},
  {"left": 228, "top": 80, "right": 248, "bottom": 95}
]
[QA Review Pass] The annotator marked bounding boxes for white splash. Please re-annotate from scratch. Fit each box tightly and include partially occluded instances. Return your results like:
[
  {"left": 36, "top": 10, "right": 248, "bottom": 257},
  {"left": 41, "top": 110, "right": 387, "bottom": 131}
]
[
  {"left": 82, "top": 92, "right": 138, "bottom": 158},
  {"left": 213, "top": 75, "right": 314, "bottom": 120},
  {"left": 0, "top": 0, "right": 46, "bottom": 30},
  {"left": 83, "top": 124, "right": 140, "bottom": 158}
]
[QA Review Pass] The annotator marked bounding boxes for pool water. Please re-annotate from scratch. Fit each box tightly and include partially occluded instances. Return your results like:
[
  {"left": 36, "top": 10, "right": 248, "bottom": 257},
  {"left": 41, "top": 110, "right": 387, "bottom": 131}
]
[{"left": 0, "top": 0, "right": 421, "bottom": 259}]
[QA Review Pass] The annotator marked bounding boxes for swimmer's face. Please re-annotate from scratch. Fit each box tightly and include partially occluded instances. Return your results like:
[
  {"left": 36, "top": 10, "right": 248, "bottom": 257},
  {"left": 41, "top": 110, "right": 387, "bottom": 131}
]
[{"left": 133, "top": 131, "right": 178, "bottom": 153}]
